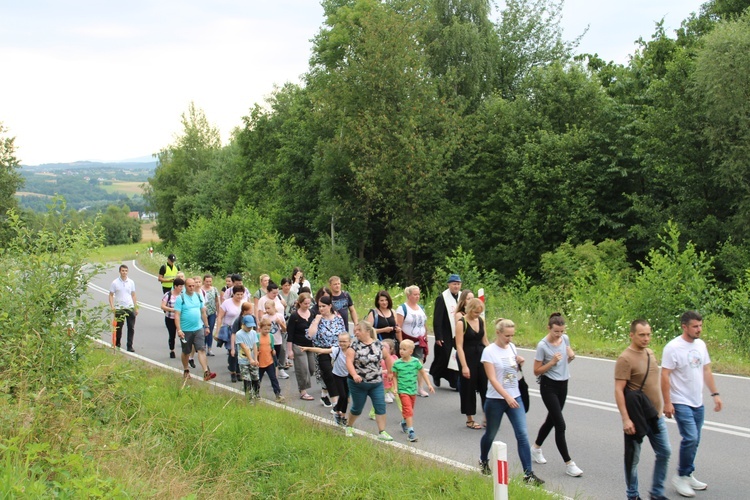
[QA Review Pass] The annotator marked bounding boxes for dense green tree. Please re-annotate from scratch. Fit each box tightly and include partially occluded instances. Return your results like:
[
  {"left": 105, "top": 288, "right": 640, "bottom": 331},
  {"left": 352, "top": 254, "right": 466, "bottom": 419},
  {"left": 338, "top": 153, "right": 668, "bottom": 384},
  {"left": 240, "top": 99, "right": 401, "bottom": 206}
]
[
  {"left": 145, "top": 103, "right": 222, "bottom": 242},
  {"left": 0, "top": 122, "right": 23, "bottom": 239},
  {"left": 99, "top": 205, "right": 141, "bottom": 245},
  {"left": 694, "top": 12, "right": 750, "bottom": 236}
]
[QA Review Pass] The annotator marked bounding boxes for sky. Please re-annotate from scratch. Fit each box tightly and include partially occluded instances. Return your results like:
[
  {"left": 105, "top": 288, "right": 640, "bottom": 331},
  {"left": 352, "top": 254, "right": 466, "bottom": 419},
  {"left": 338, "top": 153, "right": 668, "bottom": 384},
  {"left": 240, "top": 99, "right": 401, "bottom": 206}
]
[{"left": 1, "top": 0, "right": 706, "bottom": 166}]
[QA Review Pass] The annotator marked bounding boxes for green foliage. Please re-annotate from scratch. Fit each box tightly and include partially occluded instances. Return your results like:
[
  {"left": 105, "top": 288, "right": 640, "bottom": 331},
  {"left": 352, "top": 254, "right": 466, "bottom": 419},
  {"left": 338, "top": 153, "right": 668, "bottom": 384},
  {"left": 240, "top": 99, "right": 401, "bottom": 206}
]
[
  {"left": 99, "top": 205, "right": 142, "bottom": 245},
  {"left": 630, "top": 222, "right": 720, "bottom": 340},
  {"left": 726, "top": 269, "right": 750, "bottom": 352},
  {"left": 314, "top": 234, "right": 357, "bottom": 285},
  {"left": 541, "top": 239, "right": 630, "bottom": 297},
  {"left": 433, "top": 246, "right": 500, "bottom": 296},
  {"left": 0, "top": 122, "right": 23, "bottom": 239},
  {"left": 0, "top": 200, "right": 105, "bottom": 395},
  {"left": 145, "top": 103, "right": 222, "bottom": 242}
]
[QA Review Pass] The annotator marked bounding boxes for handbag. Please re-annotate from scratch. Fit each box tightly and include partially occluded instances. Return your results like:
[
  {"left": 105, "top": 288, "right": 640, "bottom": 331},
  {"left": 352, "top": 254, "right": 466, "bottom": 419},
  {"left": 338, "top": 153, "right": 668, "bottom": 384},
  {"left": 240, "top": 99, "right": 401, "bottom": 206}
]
[
  {"left": 447, "top": 347, "right": 459, "bottom": 371},
  {"left": 624, "top": 349, "right": 659, "bottom": 441},
  {"left": 510, "top": 343, "right": 530, "bottom": 413}
]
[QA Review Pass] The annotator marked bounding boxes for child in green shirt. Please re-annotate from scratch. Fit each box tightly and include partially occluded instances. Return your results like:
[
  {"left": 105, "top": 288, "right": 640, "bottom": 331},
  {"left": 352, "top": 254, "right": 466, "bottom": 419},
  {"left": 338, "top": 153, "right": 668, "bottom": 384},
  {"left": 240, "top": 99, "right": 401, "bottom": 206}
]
[{"left": 391, "top": 339, "right": 434, "bottom": 442}]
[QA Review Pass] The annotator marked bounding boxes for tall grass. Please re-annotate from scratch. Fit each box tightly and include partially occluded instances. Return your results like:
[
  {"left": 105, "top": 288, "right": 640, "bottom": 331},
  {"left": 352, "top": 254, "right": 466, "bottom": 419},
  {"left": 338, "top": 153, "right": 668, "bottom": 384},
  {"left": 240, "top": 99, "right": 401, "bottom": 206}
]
[{"left": 1, "top": 347, "right": 553, "bottom": 499}]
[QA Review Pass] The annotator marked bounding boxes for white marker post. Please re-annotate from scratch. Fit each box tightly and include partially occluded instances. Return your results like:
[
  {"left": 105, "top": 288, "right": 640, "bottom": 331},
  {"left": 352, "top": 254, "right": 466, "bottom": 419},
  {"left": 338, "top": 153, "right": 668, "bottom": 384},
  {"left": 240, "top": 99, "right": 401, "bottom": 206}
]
[
  {"left": 478, "top": 288, "right": 486, "bottom": 321},
  {"left": 491, "top": 440, "right": 509, "bottom": 500}
]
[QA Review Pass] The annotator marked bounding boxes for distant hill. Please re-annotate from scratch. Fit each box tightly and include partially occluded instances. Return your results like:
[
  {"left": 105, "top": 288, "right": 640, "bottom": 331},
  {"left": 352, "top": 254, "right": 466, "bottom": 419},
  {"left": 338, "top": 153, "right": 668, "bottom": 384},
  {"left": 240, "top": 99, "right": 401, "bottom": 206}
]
[{"left": 21, "top": 160, "right": 157, "bottom": 172}]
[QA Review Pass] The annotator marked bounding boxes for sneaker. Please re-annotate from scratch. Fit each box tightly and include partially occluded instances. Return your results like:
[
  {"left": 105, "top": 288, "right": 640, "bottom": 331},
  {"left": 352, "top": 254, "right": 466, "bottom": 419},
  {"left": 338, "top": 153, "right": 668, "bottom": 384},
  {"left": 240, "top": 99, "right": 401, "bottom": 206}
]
[
  {"left": 334, "top": 414, "right": 343, "bottom": 426},
  {"left": 531, "top": 446, "right": 547, "bottom": 464},
  {"left": 401, "top": 420, "right": 408, "bottom": 434},
  {"left": 368, "top": 409, "right": 376, "bottom": 420},
  {"left": 321, "top": 395, "right": 332, "bottom": 407},
  {"left": 126, "top": 347, "right": 135, "bottom": 352},
  {"left": 565, "top": 461, "right": 583, "bottom": 477},
  {"left": 188, "top": 358, "right": 196, "bottom": 368},
  {"left": 672, "top": 475, "right": 696, "bottom": 497},
  {"left": 378, "top": 431, "right": 393, "bottom": 442},
  {"left": 524, "top": 473, "right": 545, "bottom": 486},
  {"left": 231, "top": 373, "right": 237, "bottom": 383},
  {"left": 345, "top": 426, "right": 354, "bottom": 438},
  {"left": 206, "top": 350, "right": 215, "bottom": 356},
  {"left": 203, "top": 370, "right": 217, "bottom": 381},
  {"left": 275, "top": 395, "right": 285, "bottom": 403},
  {"left": 408, "top": 430, "right": 418, "bottom": 442},
  {"left": 479, "top": 460, "right": 491, "bottom": 476},
  {"left": 418, "top": 388, "right": 429, "bottom": 397},
  {"left": 278, "top": 369, "right": 290, "bottom": 379},
  {"left": 170, "top": 351, "right": 176, "bottom": 359},
  {"left": 384, "top": 393, "right": 394, "bottom": 403},
  {"left": 182, "top": 369, "right": 190, "bottom": 380},
  {"left": 341, "top": 416, "right": 348, "bottom": 426},
  {"left": 687, "top": 474, "right": 707, "bottom": 491}
]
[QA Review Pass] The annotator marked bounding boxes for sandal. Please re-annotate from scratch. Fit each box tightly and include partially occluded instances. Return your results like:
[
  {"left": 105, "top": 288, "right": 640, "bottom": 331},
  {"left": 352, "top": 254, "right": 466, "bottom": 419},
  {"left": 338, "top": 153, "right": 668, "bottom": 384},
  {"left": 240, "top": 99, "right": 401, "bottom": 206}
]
[
  {"left": 300, "top": 393, "right": 314, "bottom": 401},
  {"left": 466, "top": 420, "right": 482, "bottom": 430}
]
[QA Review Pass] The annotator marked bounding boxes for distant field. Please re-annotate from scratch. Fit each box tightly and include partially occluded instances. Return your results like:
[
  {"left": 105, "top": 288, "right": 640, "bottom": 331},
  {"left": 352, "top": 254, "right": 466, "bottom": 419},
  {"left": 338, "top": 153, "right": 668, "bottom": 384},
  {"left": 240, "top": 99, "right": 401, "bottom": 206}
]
[
  {"left": 100, "top": 180, "right": 146, "bottom": 195},
  {"left": 142, "top": 221, "right": 160, "bottom": 242},
  {"left": 16, "top": 191, "right": 51, "bottom": 197}
]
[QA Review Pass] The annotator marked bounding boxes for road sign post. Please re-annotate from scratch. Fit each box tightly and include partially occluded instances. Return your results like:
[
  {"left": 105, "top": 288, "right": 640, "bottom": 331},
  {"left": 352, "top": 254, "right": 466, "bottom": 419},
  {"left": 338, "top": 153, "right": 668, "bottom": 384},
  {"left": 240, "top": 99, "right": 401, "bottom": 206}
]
[{"left": 491, "top": 440, "right": 509, "bottom": 500}]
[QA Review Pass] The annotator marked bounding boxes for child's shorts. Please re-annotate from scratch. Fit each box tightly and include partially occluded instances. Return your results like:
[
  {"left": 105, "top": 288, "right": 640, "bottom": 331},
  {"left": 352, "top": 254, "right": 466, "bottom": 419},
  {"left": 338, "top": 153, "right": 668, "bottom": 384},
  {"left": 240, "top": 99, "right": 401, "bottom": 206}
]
[
  {"left": 399, "top": 394, "right": 417, "bottom": 418},
  {"left": 240, "top": 363, "right": 259, "bottom": 382}
]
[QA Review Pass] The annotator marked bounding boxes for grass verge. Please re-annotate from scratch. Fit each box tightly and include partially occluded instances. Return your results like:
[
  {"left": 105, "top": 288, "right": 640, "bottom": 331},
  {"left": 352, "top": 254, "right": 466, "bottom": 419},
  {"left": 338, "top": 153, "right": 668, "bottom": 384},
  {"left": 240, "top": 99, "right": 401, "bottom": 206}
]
[{"left": 1, "top": 346, "right": 553, "bottom": 499}]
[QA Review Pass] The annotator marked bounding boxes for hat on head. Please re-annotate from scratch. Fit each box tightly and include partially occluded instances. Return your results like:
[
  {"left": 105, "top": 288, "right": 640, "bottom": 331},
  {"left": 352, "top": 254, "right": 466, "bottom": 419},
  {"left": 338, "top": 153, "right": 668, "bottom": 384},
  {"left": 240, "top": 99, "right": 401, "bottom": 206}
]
[
  {"left": 168, "top": 254, "right": 177, "bottom": 261},
  {"left": 447, "top": 274, "right": 462, "bottom": 283},
  {"left": 242, "top": 315, "right": 256, "bottom": 328}
]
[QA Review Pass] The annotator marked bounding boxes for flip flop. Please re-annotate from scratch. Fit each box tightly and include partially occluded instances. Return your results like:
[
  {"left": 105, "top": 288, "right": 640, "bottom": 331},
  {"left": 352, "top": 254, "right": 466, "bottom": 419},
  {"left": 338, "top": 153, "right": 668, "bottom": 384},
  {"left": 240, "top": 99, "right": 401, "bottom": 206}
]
[
  {"left": 466, "top": 421, "right": 482, "bottom": 430},
  {"left": 300, "top": 394, "right": 314, "bottom": 401}
]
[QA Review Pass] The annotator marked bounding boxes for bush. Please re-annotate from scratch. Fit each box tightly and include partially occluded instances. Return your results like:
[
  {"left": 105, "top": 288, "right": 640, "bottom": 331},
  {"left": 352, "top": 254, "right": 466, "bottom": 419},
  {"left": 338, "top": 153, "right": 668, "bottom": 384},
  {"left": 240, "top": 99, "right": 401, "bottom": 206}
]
[
  {"left": 629, "top": 222, "right": 721, "bottom": 341},
  {"left": 0, "top": 205, "right": 105, "bottom": 395}
]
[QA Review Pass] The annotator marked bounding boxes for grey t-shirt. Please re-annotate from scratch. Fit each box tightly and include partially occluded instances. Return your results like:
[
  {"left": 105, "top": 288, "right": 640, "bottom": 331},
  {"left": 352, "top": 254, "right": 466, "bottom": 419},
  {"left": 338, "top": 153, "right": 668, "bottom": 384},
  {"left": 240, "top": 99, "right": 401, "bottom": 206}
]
[{"left": 534, "top": 334, "right": 571, "bottom": 381}]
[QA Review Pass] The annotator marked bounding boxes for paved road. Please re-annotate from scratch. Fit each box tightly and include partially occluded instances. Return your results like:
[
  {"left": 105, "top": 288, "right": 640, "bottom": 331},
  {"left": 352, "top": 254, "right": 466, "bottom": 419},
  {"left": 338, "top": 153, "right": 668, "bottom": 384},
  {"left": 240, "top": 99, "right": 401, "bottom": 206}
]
[{"left": 90, "top": 261, "right": 750, "bottom": 499}]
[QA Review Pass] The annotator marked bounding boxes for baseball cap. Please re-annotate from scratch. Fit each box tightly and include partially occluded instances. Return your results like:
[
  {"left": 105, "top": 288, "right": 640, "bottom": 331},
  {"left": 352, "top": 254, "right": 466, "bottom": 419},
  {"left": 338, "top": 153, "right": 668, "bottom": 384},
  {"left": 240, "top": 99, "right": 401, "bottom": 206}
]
[
  {"left": 242, "top": 315, "right": 256, "bottom": 328},
  {"left": 447, "top": 274, "right": 462, "bottom": 283},
  {"left": 168, "top": 254, "right": 177, "bottom": 261}
]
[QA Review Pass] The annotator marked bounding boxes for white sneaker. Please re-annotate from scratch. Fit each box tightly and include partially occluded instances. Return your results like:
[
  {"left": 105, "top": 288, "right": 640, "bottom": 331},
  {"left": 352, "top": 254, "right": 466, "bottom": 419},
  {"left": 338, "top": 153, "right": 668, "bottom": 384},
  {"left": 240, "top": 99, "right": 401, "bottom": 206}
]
[
  {"left": 687, "top": 473, "right": 707, "bottom": 491},
  {"left": 384, "top": 393, "right": 394, "bottom": 403},
  {"left": 672, "top": 475, "right": 696, "bottom": 498},
  {"left": 278, "top": 369, "right": 290, "bottom": 379},
  {"left": 565, "top": 461, "right": 583, "bottom": 477},
  {"left": 531, "top": 447, "right": 547, "bottom": 464}
]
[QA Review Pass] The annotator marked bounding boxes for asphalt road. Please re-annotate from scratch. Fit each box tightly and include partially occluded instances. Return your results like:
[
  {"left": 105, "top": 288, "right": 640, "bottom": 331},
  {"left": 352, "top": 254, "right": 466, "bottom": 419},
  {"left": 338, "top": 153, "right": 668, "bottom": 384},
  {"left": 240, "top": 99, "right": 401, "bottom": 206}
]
[{"left": 90, "top": 261, "right": 750, "bottom": 499}]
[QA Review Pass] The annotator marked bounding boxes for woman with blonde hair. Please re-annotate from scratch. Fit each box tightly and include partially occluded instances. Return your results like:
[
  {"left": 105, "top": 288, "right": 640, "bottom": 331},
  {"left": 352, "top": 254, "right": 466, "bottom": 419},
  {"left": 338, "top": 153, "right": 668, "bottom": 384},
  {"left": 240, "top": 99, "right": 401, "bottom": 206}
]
[
  {"left": 455, "top": 298, "right": 489, "bottom": 429},
  {"left": 478, "top": 319, "right": 544, "bottom": 486}
]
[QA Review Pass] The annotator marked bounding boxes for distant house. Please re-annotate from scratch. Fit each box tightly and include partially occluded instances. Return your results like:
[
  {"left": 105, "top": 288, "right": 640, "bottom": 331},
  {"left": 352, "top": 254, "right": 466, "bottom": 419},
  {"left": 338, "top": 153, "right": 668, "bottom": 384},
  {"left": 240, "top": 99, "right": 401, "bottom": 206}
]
[
  {"left": 128, "top": 211, "right": 140, "bottom": 220},
  {"left": 140, "top": 212, "right": 156, "bottom": 220}
]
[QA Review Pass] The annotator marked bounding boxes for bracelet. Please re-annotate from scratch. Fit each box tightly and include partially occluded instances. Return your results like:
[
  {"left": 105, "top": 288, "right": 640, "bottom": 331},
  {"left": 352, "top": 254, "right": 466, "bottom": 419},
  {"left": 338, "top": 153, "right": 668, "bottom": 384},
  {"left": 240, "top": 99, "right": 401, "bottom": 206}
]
[{"left": 711, "top": 392, "right": 720, "bottom": 397}]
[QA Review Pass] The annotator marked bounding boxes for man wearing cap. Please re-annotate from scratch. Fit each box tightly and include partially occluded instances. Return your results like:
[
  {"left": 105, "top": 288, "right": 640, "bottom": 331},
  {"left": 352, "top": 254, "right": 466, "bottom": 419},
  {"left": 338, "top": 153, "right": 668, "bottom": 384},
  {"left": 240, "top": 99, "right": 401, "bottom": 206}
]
[
  {"left": 158, "top": 254, "right": 180, "bottom": 295},
  {"left": 430, "top": 274, "right": 462, "bottom": 389}
]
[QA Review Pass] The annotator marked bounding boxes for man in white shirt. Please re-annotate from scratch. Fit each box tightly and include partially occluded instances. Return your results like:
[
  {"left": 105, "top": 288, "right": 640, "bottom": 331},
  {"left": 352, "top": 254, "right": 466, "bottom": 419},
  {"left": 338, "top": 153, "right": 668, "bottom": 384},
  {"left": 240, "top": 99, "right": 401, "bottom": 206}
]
[
  {"left": 661, "top": 310, "right": 723, "bottom": 498},
  {"left": 109, "top": 264, "right": 138, "bottom": 352}
]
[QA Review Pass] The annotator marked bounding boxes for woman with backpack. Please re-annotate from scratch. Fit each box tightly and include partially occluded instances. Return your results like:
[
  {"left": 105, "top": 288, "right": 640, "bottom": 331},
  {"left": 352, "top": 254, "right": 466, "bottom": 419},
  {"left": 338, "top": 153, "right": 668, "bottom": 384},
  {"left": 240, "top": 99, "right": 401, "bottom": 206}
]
[{"left": 396, "top": 285, "right": 429, "bottom": 397}]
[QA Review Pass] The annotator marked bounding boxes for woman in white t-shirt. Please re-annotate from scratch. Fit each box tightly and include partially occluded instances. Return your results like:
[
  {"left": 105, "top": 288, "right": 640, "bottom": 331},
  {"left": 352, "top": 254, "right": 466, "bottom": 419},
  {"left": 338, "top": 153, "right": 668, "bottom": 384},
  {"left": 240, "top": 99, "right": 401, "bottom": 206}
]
[
  {"left": 396, "top": 285, "right": 429, "bottom": 396},
  {"left": 478, "top": 318, "right": 544, "bottom": 487}
]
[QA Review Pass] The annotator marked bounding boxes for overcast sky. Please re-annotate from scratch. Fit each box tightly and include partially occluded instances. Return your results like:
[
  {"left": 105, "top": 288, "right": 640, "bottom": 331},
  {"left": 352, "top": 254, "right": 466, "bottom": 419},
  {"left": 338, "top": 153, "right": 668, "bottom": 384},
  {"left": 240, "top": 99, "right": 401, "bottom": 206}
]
[{"left": 1, "top": 0, "right": 706, "bottom": 166}]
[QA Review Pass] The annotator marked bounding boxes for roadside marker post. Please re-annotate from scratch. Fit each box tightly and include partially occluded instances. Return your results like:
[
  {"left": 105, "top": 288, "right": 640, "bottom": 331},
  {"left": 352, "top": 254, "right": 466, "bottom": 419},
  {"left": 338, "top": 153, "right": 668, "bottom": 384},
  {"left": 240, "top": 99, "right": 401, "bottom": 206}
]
[{"left": 491, "top": 440, "right": 509, "bottom": 500}]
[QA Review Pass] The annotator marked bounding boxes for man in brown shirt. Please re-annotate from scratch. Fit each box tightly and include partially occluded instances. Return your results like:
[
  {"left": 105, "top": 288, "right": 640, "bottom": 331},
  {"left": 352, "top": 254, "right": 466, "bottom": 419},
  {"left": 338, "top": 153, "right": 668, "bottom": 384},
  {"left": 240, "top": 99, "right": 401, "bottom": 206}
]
[{"left": 615, "top": 319, "right": 671, "bottom": 500}]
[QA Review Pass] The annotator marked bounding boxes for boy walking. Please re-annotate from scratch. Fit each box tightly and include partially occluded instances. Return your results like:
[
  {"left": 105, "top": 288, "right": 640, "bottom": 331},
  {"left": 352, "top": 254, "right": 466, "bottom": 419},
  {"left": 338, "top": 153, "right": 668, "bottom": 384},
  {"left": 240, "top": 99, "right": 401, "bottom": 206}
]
[
  {"left": 391, "top": 339, "right": 434, "bottom": 442},
  {"left": 236, "top": 315, "right": 260, "bottom": 400}
]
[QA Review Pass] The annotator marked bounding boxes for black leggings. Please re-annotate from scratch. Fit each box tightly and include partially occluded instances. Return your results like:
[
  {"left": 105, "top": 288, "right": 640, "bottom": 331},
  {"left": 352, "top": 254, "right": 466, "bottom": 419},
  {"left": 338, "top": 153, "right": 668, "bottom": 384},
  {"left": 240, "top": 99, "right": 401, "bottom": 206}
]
[
  {"left": 535, "top": 377, "right": 571, "bottom": 462},
  {"left": 332, "top": 374, "right": 349, "bottom": 413},
  {"left": 316, "top": 353, "right": 338, "bottom": 398}
]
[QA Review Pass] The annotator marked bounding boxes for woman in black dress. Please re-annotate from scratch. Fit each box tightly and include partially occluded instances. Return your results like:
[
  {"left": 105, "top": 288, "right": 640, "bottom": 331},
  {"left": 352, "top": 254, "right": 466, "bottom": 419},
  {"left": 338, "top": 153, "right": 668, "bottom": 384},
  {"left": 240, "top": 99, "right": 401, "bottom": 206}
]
[
  {"left": 455, "top": 298, "right": 489, "bottom": 429},
  {"left": 366, "top": 290, "right": 400, "bottom": 343}
]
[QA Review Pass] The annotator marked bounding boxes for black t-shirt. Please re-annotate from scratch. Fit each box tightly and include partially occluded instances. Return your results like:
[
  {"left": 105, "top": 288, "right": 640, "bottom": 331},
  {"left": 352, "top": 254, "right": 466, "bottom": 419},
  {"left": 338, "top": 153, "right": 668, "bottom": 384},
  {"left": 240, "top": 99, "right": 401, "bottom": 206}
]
[
  {"left": 287, "top": 311, "right": 314, "bottom": 347},
  {"left": 331, "top": 291, "right": 353, "bottom": 327}
]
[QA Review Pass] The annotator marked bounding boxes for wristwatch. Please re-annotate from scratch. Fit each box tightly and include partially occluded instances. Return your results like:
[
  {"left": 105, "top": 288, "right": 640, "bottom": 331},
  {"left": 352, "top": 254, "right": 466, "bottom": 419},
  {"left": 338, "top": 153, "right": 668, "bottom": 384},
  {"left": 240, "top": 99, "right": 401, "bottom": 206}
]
[{"left": 710, "top": 392, "right": 720, "bottom": 397}]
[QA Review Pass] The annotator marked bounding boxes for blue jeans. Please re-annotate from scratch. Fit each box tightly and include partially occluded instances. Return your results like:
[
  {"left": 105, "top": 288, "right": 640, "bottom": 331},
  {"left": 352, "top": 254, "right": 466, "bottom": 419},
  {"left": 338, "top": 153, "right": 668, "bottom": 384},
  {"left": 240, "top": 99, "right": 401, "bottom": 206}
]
[
  {"left": 624, "top": 416, "right": 671, "bottom": 499},
  {"left": 480, "top": 396, "right": 533, "bottom": 475},
  {"left": 673, "top": 404, "right": 704, "bottom": 477},
  {"left": 205, "top": 313, "right": 216, "bottom": 349},
  {"left": 348, "top": 380, "right": 386, "bottom": 416}
]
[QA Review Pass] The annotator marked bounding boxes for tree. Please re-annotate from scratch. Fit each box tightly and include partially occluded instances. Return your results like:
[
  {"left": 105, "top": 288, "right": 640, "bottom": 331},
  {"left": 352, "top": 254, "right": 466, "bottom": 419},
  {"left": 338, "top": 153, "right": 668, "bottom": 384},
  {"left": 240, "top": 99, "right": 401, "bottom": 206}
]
[
  {"left": 145, "top": 103, "right": 222, "bottom": 242},
  {"left": 99, "top": 205, "right": 142, "bottom": 245},
  {"left": 494, "top": 0, "right": 583, "bottom": 98},
  {"left": 694, "top": 12, "right": 750, "bottom": 236},
  {"left": 0, "top": 122, "right": 24, "bottom": 239}
]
